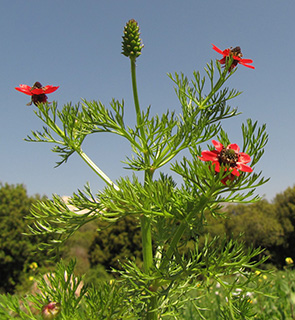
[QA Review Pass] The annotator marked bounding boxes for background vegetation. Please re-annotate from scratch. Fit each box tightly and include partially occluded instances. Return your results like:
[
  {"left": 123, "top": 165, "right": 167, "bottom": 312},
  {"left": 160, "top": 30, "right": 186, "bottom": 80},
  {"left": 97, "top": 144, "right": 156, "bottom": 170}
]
[
  {"left": 1, "top": 182, "right": 295, "bottom": 296},
  {"left": 0, "top": 183, "right": 57, "bottom": 293}
]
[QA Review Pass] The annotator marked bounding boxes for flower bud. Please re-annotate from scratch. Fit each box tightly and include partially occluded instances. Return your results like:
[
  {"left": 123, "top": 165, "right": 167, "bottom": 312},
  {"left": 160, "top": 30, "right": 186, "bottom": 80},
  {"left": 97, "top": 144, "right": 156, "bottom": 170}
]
[
  {"left": 121, "top": 19, "right": 144, "bottom": 60},
  {"left": 42, "top": 302, "right": 61, "bottom": 319}
]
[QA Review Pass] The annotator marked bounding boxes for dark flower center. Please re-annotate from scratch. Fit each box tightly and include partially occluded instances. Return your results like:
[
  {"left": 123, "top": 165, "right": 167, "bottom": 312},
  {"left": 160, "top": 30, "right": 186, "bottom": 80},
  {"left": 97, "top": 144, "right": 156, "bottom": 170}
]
[
  {"left": 31, "top": 81, "right": 42, "bottom": 90},
  {"left": 32, "top": 94, "right": 47, "bottom": 105},
  {"left": 230, "top": 46, "right": 243, "bottom": 58},
  {"left": 219, "top": 148, "right": 238, "bottom": 167}
]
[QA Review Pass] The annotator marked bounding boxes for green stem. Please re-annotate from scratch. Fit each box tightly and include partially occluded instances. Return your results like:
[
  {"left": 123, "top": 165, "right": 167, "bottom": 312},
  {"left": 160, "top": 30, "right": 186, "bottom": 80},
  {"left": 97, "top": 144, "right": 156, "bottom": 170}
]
[
  {"left": 141, "top": 171, "right": 157, "bottom": 320},
  {"left": 199, "top": 60, "right": 232, "bottom": 109},
  {"left": 227, "top": 294, "right": 236, "bottom": 320},
  {"left": 161, "top": 221, "right": 187, "bottom": 269},
  {"left": 131, "top": 58, "right": 145, "bottom": 138},
  {"left": 130, "top": 57, "right": 157, "bottom": 319},
  {"left": 140, "top": 211, "right": 153, "bottom": 274},
  {"left": 160, "top": 194, "right": 212, "bottom": 270},
  {"left": 77, "top": 149, "right": 119, "bottom": 191},
  {"left": 140, "top": 192, "right": 157, "bottom": 320},
  {"left": 37, "top": 106, "right": 119, "bottom": 191}
]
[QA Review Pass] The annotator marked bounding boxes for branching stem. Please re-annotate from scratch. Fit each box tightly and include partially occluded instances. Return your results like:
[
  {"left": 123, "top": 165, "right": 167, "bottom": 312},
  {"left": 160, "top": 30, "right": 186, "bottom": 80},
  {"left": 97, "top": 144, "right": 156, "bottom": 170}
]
[
  {"left": 199, "top": 60, "right": 232, "bottom": 109},
  {"left": 77, "top": 149, "right": 119, "bottom": 191},
  {"left": 160, "top": 192, "right": 213, "bottom": 270}
]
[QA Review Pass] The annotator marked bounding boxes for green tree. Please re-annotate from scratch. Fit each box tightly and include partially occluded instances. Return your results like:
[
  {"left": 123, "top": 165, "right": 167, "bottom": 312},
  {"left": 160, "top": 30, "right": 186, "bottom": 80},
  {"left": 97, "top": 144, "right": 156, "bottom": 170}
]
[
  {"left": 273, "top": 185, "right": 295, "bottom": 265},
  {"left": 0, "top": 183, "right": 54, "bottom": 293},
  {"left": 224, "top": 200, "right": 284, "bottom": 266},
  {"left": 89, "top": 215, "right": 142, "bottom": 272},
  {"left": 61, "top": 221, "right": 98, "bottom": 275}
]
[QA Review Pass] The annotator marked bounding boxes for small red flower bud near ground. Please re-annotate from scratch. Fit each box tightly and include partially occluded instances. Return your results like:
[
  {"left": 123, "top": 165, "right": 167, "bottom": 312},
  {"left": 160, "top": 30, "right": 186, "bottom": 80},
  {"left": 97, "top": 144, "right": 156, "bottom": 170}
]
[
  {"left": 212, "top": 44, "right": 255, "bottom": 71},
  {"left": 199, "top": 140, "right": 253, "bottom": 184},
  {"left": 15, "top": 82, "right": 59, "bottom": 106},
  {"left": 41, "top": 302, "right": 61, "bottom": 320}
]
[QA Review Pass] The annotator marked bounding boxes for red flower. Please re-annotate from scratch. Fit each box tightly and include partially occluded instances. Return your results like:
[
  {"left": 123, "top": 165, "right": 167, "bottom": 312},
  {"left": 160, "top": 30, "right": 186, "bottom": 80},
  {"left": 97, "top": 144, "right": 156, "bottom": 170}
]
[
  {"left": 15, "top": 82, "right": 59, "bottom": 106},
  {"left": 199, "top": 140, "right": 253, "bottom": 184},
  {"left": 212, "top": 44, "right": 255, "bottom": 71}
]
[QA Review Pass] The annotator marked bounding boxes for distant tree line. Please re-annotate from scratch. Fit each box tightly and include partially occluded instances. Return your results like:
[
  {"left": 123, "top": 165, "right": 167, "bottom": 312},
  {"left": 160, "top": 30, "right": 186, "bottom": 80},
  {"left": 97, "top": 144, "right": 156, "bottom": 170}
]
[
  {"left": 226, "top": 187, "right": 295, "bottom": 267},
  {"left": 89, "top": 185, "right": 295, "bottom": 270},
  {"left": 0, "top": 183, "right": 57, "bottom": 293},
  {"left": 1, "top": 182, "right": 295, "bottom": 293}
]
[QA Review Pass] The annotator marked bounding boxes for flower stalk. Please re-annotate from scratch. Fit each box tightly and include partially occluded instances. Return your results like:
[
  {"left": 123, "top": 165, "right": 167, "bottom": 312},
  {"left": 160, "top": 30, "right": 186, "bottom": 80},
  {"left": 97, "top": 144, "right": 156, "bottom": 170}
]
[
  {"left": 131, "top": 58, "right": 144, "bottom": 135},
  {"left": 199, "top": 62, "right": 231, "bottom": 109},
  {"left": 124, "top": 19, "right": 157, "bottom": 319}
]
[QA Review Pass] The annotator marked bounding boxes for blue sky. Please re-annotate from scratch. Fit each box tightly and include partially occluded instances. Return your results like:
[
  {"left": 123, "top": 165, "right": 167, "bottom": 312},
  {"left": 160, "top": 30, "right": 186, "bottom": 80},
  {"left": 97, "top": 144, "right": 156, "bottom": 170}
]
[{"left": 2, "top": 0, "right": 295, "bottom": 201}]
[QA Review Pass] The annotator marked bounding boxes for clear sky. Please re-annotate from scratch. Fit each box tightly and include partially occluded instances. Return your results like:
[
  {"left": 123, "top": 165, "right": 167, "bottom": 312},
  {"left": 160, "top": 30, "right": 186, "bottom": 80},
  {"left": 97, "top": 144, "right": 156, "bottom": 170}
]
[{"left": 2, "top": 0, "right": 294, "bottom": 201}]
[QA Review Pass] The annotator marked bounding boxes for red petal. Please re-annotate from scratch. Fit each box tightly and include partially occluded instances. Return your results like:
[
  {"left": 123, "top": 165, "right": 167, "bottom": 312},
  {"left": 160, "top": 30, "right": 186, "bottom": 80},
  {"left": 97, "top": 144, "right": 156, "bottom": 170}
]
[
  {"left": 31, "top": 85, "right": 59, "bottom": 95},
  {"left": 15, "top": 85, "right": 33, "bottom": 95},
  {"left": 221, "top": 173, "right": 236, "bottom": 185},
  {"left": 240, "top": 58, "right": 253, "bottom": 64},
  {"left": 43, "top": 85, "right": 59, "bottom": 94},
  {"left": 212, "top": 140, "right": 224, "bottom": 151},
  {"left": 30, "top": 88, "right": 44, "bottom": 94},
  {"left": 233, "top": 56, "right": 242, "bottom": 62},
  {"left": 227, "top": 143, "right": 240, "bottom": 153},
  {"left": 219, "top": 57, "right": 226, "bottom": 64},
  {"left": 199, "top": 150, "right": 219, "bottom": 161},
  {"left": 213, "top": 162, "right": 220, "bottom": 172},
  {"left": 238, "top": 153, "right": 251, "bottom": 164},
  {"left": 239, "top": 62, "right": 255, "bottom": 69},
  {"left": 212, "top": 44, "right": 224, "bottom": 55},
  {"left": 230, "top": 168, "right": 240, "bottom": 176},
  {"left": 222, "top": 49, "right": 231, "bottom": 56},
  {"left": 237, "top": 163, "right": 253, "bottom": 172}
]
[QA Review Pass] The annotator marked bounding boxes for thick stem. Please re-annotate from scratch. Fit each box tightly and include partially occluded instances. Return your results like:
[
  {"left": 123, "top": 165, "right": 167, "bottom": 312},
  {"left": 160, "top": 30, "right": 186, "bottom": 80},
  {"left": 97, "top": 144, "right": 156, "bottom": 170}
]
[
  {"left": 140, "top": 183, "right": 157, "bottom": 320},
  {"left": 140, "top": 213, "right": 153, "bottom": 274},
  {"left": 130, "top": 57, "right": 157, "bottom": 319},
  {"left": 141, "top": 213, "right": 157, "bottom": 320},
  {"left": 141, "top": 170, "right": 157, "bottom": 320}
]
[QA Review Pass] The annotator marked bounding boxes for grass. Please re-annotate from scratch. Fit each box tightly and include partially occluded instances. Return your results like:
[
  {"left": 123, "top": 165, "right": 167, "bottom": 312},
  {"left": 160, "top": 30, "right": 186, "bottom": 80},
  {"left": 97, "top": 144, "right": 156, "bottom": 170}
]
[
  {"left": 181, "top": 267, "right": 295, "bottom": 319},
  {"left": 2, "top": 265, "right": 295, "bottom": 319}
]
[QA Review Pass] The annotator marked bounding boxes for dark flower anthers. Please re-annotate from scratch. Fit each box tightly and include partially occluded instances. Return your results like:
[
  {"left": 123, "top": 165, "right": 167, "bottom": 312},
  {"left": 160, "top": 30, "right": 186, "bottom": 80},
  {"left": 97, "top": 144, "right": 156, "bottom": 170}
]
[
  {"left": 212, "top": 44, "right": 255, "bottom": 71},
  {"left": 15, "top": 82, "right": 59, "bottom": 106},
  {"left": 199, "top": 140, "right": 253, "bottom": 184}
]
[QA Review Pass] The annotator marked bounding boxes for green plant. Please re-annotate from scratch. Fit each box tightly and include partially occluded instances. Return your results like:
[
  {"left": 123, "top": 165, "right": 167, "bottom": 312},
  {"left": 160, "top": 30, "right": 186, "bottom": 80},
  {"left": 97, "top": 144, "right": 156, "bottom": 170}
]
[{"left": 15, "top": 20, "right": 269, "bottom": 319}]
